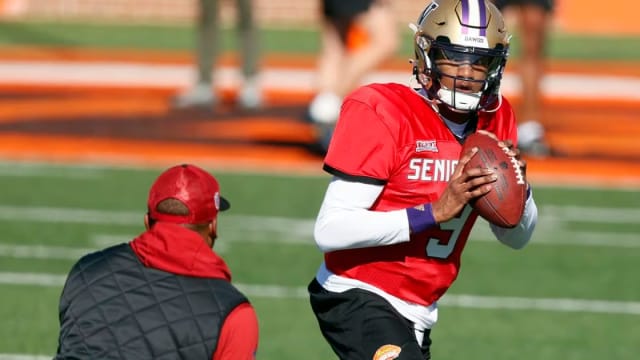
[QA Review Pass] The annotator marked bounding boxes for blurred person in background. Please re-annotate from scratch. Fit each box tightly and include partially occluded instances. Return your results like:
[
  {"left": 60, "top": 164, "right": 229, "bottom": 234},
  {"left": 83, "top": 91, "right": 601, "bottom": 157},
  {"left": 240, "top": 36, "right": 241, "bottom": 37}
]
[
  {"left": 308, "top": 0, "right": 399, "bottom": 152},
  {"left": 493, "top": 0, "right": 554, "bottom": 156},
  {"left": 55, "top": 164, "right": 258, "bottom": 360},
  {"left": 173, "top": 0, "right": 262, "bottom": 110},
  {"left": 307, "top": 1, "right": 538, "bottom": 359}
]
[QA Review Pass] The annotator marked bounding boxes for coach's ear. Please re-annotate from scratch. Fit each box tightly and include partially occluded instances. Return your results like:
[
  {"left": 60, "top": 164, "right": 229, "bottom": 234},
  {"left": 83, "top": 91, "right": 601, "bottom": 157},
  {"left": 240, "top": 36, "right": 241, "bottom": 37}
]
[
  {"left": 207, "top": 219, "right": 218, "bottom": 248},
  {"left": 144, "top": 213, "right": 151, "bottom": 230}
]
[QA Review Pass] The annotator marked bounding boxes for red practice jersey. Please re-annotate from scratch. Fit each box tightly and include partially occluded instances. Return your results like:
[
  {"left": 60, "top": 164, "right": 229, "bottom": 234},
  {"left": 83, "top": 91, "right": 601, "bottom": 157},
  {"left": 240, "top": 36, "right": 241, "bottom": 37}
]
[{"left": 323, "top": 83, "right": 517, "bottom": 306}]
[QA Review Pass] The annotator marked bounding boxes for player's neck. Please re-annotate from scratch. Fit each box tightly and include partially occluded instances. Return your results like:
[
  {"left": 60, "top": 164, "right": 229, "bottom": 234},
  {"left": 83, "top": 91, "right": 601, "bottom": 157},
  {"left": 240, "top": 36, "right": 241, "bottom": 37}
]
[
  {"left": 442, "top": 117, "right": 467, "bottom": 139},
  {"left": 438, "top": 105, "right": 479, "bottom": 141},
  {"left": 437, "top": 105, "right": 474, "bottom": 124}
]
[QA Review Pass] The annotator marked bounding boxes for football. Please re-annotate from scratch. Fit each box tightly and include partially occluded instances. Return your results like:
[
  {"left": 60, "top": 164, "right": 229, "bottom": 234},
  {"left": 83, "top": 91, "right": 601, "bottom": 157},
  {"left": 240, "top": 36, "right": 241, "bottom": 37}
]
[{"left": 462, "top": 132, "right": 527, "bottom": 228}]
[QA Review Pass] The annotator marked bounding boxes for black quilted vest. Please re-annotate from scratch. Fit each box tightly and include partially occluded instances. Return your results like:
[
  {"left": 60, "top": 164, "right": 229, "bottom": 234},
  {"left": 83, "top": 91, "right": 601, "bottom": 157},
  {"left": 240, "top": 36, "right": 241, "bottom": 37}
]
[{"left": 55, "top": 243, "right": 248, "bottom": 360}]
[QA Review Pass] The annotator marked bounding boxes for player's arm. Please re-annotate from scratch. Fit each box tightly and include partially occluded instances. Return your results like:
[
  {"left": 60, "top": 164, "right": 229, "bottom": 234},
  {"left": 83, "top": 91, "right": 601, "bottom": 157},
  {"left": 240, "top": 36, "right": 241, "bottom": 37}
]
[
  {"left": 490, "top": 185, "right": 538, "bottom": 249},
  {"left": 315, "top": 152, "right": 497, "bottom": 253},
  {"left": 488, "top": 139, "right": 538, "bottom": 249},
  {"left": 315, "top": 96, "right": 415, "bottom": 252},
  {"left": 314, "top": 170, "right": 495, "bottom": 253},
  {"left": 212, "top": 303, "right": 258, "bottom": 360},
  {"left": 316, "top": 96, "right": 495, "bottom": 252},
  {"left": 314, "top": 177, "right": 411, "bottom": 252}
]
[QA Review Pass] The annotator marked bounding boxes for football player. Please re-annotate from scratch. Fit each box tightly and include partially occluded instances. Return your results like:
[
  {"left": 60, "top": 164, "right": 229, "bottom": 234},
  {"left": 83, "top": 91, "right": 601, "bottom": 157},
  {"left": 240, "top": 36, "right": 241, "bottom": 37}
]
[
  {"left": 307, "top": 1, "right": 538, "bottom": 359},
  {"left": 307, "top": 0, "right": 398, "bottom": 152},
  {"left": 493, "top": 0, "right": 554, "bottom": 156}
]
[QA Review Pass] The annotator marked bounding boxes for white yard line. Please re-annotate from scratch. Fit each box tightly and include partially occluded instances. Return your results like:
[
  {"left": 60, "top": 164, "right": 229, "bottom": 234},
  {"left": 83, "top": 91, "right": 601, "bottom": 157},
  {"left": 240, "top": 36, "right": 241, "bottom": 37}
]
[
  {"left": 2, "top": 204, "right": 639, "bottom": 226},
  {"left": 0, "top": 205, "right": 139, "bottom": 225},
  {"left": 0, "top": 205, "right": 637, "bottom": 249},
  {"left": 2, "top": 161, "right": 640, "bottom": 188},
  {"left": 0, "top": 163, "right": 105, "bottom": 179},
  {"left": 0, "top": 61, "right": 639, "bottom": 101},
  {"left": 0, "top": 355, "right": 51, "bottom": 360},
  {"left": 0, "top": 244, "right": 94, "bottom": 260},
  {"left": 2, "top": 271, "right": 639, "bottom": 315},
  {"left": 0, "top": 221, "right": 637, "bottom": 264},
  {"left": 542, "top": 205, "right": 640, "bottom": 223},
  {"left": 439, "top": 294, "right": 640, "bottom": 315}
]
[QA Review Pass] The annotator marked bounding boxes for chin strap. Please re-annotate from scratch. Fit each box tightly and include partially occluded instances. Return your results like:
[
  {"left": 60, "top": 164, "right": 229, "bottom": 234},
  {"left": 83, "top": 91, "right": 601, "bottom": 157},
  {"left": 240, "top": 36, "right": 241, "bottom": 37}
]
[
  {"left": 481, "top": 94, "right": 502, "bottom": 113},
  {"left": 436, "top": 87, "right": 482, "bottom": 112}
]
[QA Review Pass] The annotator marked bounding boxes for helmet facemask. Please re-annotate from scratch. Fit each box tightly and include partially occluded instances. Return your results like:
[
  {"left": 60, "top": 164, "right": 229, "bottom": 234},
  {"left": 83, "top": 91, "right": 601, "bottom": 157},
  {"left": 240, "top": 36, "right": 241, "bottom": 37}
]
[{"left": 412, "top": 0, "right": 510, "bottom": 113}]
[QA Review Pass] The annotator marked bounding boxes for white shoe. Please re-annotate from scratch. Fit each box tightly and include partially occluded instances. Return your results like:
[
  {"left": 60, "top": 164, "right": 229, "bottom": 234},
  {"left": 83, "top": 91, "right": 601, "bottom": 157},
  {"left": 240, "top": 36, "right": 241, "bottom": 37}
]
[
  {"left": 518, "top": 120, "right": 550, "bottom": 157},
  {"left": 172, "top": 83, "right": 216, "bottom": 109},
  {"left": 308, "top": 92, "right": 342, "bottom": 124},
  {"left": 238, "top": 78, "right": 263, "bottom": 109},
  {"left": 517, "top": 120, "right": 545, "bottom": 145}
]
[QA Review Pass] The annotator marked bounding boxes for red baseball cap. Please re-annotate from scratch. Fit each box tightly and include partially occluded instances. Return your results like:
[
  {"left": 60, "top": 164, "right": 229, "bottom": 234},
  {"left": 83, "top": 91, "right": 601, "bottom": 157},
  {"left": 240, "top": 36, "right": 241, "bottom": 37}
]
[{"left": 147, "top": 164, "right": 230, "bottom": 224}]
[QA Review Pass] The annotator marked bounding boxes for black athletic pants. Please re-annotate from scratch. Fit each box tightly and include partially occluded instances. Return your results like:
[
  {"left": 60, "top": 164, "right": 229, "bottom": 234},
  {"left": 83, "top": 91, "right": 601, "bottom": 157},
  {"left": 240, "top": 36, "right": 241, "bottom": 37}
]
[
  {"left": 309, "top": 278, "right": 432, "bottom": 360},
  {"left": 492, "top": 0, "right": 554, "bottom": 12}
]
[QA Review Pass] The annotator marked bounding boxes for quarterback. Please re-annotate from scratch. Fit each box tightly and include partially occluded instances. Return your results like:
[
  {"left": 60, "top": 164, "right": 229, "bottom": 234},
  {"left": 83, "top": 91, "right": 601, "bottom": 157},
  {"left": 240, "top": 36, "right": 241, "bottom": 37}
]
[{"left": 307, "top": 1, "right": 539, "bottom": 359}]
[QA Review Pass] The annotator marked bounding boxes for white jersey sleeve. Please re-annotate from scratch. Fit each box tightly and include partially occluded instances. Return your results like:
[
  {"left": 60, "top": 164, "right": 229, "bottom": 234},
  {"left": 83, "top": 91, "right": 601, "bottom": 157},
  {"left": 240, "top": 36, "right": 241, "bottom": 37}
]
[
  {"left": 489, "top": 189, "right": 538, "bottom": 249},
  {"left": 313, "top": 177, "right": 412, "bottom": 252}
]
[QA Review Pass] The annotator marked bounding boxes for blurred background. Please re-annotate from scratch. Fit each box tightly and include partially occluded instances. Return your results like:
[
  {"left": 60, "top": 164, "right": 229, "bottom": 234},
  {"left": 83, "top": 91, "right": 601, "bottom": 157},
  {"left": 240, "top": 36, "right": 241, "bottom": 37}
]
[{"left": 0, "top": 0, "right": 639, "bottom": 359}]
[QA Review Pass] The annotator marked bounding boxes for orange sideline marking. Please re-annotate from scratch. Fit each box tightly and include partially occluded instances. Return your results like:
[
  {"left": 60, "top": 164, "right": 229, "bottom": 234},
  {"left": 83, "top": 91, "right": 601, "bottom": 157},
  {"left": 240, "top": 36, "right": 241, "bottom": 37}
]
[
  {"left": 2, "top": 46, "right": 640, "bottom": 76},
  {"left": 0, "top": 47, "right": 638, "bottom": 187}
]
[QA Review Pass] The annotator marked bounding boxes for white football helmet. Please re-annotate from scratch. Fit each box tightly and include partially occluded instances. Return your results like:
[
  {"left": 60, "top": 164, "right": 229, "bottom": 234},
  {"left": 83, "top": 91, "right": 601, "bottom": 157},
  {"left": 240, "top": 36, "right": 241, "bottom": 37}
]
[{"left": 412, "top": 0, "right": 510, "bottom": 112}]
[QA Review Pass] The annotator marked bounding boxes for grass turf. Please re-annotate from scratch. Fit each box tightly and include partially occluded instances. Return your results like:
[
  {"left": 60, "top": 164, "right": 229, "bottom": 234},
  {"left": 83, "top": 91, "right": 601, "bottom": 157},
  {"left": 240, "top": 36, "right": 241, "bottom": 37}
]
[{"left": 0, "top": 163, "right": 638, "bottom": 359}]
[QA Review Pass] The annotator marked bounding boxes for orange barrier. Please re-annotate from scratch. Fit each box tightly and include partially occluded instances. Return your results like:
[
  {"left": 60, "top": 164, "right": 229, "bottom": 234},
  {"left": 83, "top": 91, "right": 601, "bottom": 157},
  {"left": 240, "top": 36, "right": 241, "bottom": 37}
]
[
  {"left": 2, "top": 0, "right": 639, "bottom": 36},
  {"left": 0, "top": 48, "right": 638, "bottom": 187},
  {"left": 555, "top": 0, "right": 640, "bottom": 35}
]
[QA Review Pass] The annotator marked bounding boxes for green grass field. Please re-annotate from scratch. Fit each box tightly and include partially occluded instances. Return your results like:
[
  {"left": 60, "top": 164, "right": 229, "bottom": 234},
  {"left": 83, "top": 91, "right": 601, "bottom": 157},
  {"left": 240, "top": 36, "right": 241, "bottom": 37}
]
[
  {"left": 0, "top": 17, "right": 639, "bottom": 360},
  {"left": 0, "top": 162, "right": 638, "bottom": 359},
  {"left": 1, "top": 20, "right": 640, "bottom": 60}
]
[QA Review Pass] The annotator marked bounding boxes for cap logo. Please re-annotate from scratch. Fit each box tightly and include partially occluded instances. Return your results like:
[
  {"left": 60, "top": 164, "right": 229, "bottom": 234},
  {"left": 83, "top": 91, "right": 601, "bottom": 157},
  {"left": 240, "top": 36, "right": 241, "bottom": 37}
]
[{"left": 214, "top": 192, "right": 220, "bottom": 211}]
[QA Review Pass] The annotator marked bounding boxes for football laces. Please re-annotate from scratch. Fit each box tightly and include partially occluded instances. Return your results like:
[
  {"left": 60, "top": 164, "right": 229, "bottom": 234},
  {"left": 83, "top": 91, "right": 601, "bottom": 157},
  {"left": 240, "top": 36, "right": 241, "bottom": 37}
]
[{"left": 501, "top": 146, "right": 526, "bottom": 185}]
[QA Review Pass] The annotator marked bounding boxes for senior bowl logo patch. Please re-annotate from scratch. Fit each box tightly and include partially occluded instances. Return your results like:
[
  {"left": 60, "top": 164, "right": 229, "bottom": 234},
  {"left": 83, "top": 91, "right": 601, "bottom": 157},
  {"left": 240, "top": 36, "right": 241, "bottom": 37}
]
[
  {"left": 373, "top": 344, "right": 401, "bottom": 360},
  {"left": 416, "top": 140, "right": 438, "bottom": 153}
]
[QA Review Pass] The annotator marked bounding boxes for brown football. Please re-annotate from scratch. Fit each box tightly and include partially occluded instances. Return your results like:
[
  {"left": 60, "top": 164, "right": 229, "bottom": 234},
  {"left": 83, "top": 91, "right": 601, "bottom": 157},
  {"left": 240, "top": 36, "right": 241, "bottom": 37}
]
[{"left": 462, "top": 132, "right": 527, "bottom": 228}]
